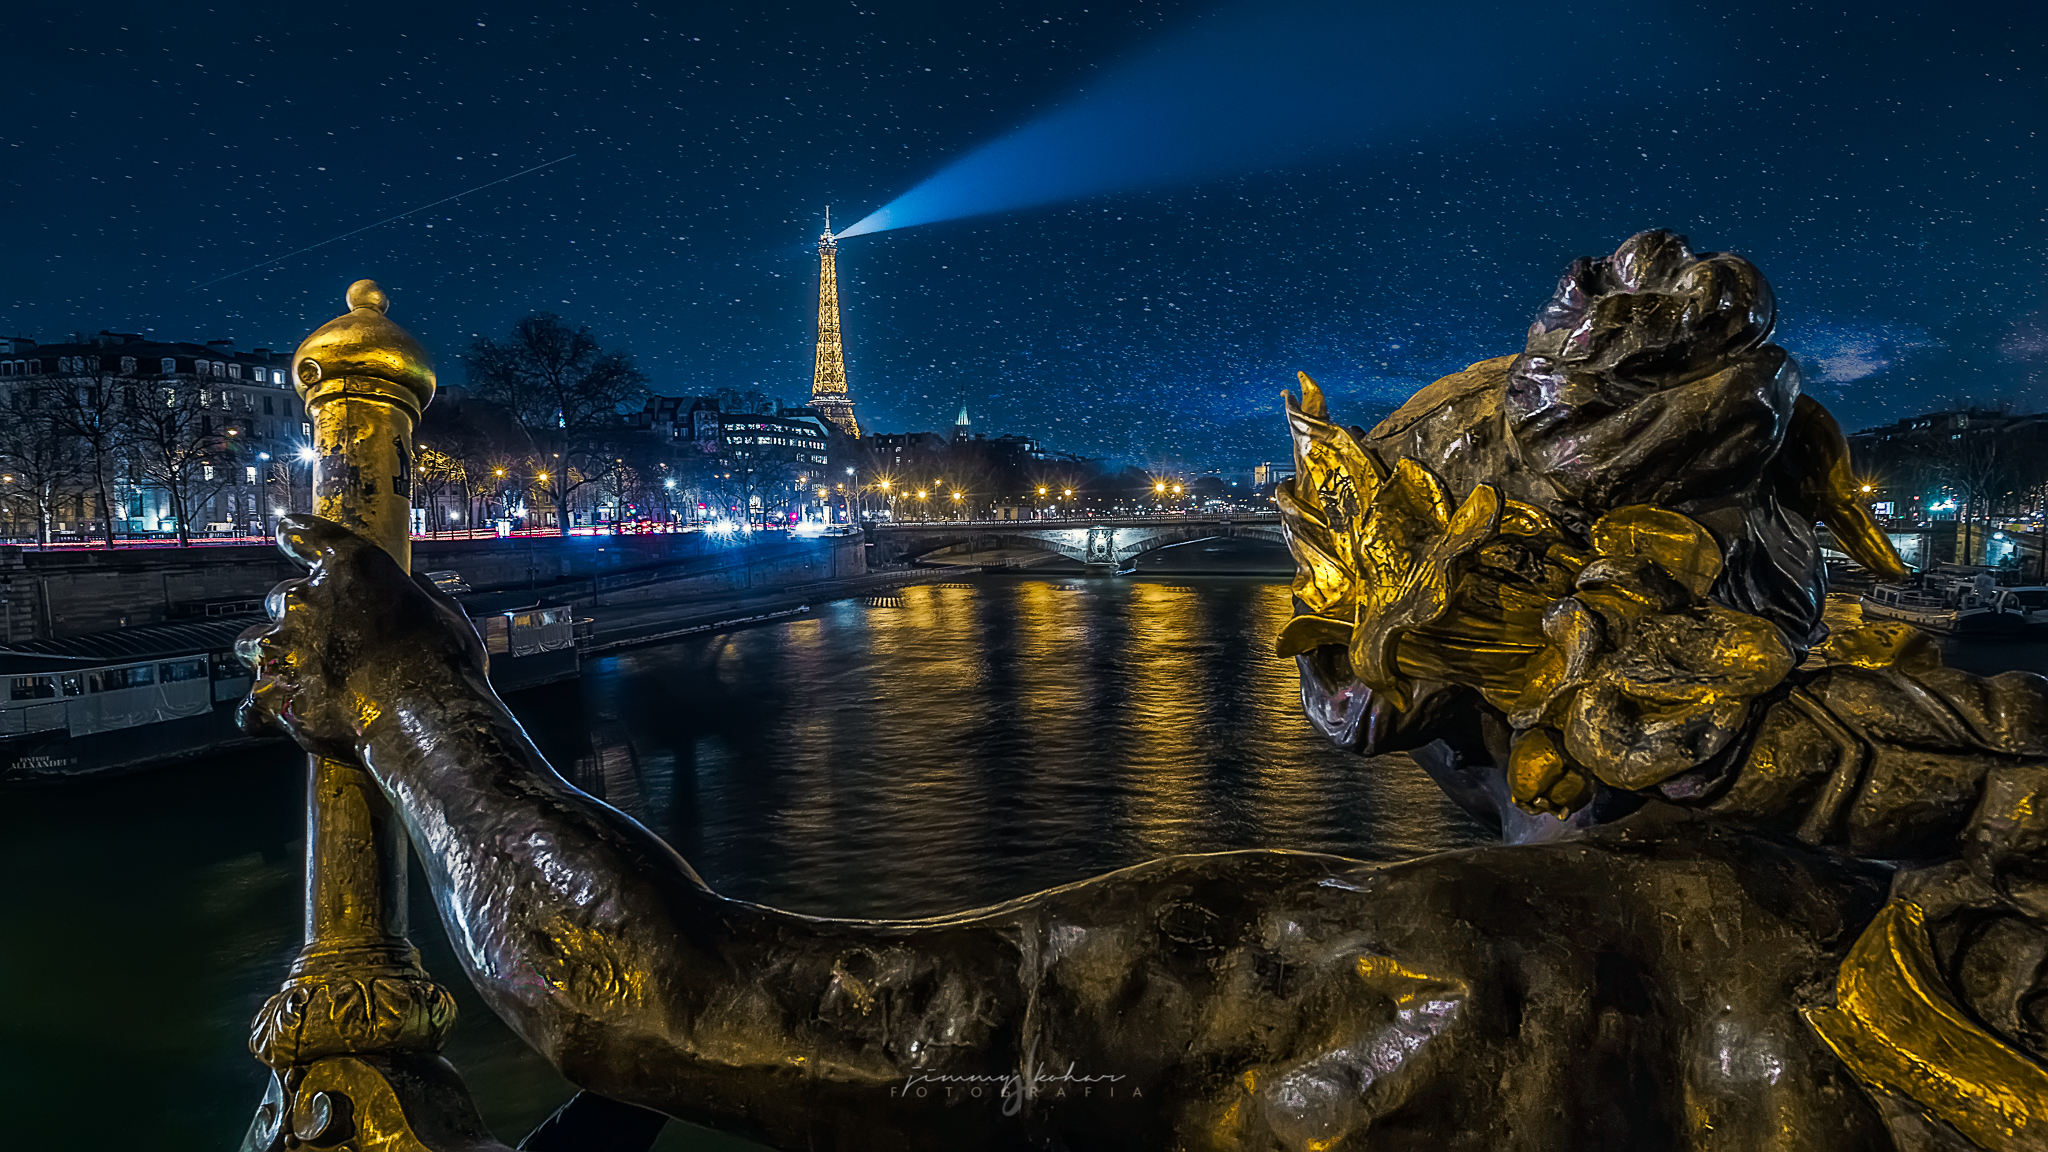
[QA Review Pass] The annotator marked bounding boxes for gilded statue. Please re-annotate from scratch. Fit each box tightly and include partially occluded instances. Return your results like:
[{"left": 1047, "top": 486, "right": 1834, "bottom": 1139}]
[{"left": 241, "top": 235, "right": 2048, "bottom": 1151}]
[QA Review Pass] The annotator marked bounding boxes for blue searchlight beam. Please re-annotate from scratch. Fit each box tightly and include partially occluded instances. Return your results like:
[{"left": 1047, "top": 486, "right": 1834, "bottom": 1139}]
[{"left": 833, "top": 0, "right": 1671, "bottom": 240}]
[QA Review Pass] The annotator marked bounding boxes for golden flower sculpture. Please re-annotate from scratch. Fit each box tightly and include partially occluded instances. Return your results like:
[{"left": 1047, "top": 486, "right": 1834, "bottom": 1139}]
[
  {"left": 1274, "top": 369, "right": 1797, "bottom": 818},
  {"left": 1275, "top": 373, "right": 1501, "bottom": 711}
]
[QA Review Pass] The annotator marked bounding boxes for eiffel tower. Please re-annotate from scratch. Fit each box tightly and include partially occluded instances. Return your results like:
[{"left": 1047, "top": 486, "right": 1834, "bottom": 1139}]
[{"left": 809, "top": 209, "right": 861, "bottom": 437}]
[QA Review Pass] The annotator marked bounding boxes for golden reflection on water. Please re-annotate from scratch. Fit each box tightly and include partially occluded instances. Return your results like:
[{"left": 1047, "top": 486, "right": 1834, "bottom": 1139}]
[
  {"left": 593, "top": 576, "right": 1492, "bottom": 920},
  {"left": 1120, "top": 584, "right": 1210, "bottom": 856}
]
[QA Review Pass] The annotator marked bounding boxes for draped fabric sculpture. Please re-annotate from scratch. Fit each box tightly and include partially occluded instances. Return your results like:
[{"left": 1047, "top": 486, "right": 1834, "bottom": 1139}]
[
  {"left": 241, "top": 237, "right": 2048, "bottom": 1151},
  {"left": 1276, "top": 230, "right": 2048, "bottom": 1147}
]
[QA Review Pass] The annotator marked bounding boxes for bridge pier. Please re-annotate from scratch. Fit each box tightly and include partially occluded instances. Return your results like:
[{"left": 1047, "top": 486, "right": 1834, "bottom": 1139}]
[{"left": 865, "top": 515, "right": 1286, "bottom": 569}]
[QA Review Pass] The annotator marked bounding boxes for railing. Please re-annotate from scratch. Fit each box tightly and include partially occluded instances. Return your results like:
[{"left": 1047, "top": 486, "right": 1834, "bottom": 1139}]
[
  {"left": 0, "top": 514, "right": 1278, "bottom": 549},
  {"left": 870, "top": 511, "right": 1282, "bottom": 530}
]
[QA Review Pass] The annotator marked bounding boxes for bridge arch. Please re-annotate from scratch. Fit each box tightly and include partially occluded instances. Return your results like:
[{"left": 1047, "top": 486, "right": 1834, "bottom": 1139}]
[{"left": 866, "top": 517, "right": 1286, "bottom": 569}]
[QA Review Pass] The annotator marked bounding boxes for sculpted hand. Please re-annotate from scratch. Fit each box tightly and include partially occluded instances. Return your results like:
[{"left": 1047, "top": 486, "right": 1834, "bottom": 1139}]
[{"left": 236, "top": 514, "right": 489, "bottom": 762}]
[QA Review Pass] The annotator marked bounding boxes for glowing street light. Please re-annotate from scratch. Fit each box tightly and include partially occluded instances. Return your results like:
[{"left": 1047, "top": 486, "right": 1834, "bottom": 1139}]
[{"left": 297, "top": 446, "right": 318, "bottom": 463}]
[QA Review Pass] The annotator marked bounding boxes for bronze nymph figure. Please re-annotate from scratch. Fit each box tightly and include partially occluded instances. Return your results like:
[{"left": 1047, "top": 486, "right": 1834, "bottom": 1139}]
[{"left": 240, "top": 238, "right": 2048, "bottom": 1150}]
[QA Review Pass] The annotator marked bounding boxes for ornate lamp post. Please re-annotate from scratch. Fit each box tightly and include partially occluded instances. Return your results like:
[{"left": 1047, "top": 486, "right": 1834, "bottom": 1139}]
[{"left": 244, "top": 281, "right": 510, "bottom": 1151}]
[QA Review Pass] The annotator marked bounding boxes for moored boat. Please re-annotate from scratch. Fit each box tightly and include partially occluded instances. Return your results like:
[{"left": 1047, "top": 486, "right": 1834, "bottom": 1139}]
[
  {"left": 1860, "top": 582, "right": 2037, "bottom": 635},
  {"left": 0, "top": 580, "right": 588, "bottom": 783},
  {"left": 0, "top": 617, "right": 275, "bottom": 783},
  {"left": 429, "top": 570, "right": 585, "bottom": 692}
]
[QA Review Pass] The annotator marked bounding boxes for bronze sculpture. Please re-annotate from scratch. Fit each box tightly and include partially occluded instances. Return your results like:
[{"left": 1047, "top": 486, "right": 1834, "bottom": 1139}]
[{"left": 240, "top": 238, "right": 2048, "bottom": 1150}]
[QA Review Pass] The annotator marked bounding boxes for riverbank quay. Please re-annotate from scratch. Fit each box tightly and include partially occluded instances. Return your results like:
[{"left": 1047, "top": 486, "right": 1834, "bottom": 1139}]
[{"left": 0, "top": 527, "right": 865, "bottom": 643}]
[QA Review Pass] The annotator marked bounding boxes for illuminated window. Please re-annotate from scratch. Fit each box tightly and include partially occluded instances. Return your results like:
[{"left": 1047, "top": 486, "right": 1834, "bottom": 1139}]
[
  {"left": 228, "top": 364, "right": 242, "bottom": 379},
  {"left": 245, "top": 466, "right": 258, "bottom": 484}
]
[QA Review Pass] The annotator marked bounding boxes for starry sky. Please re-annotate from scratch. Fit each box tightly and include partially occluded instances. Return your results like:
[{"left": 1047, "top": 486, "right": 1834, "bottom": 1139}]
[{"left": 6, "top": 0, "right": 2046, "bottom": 470}]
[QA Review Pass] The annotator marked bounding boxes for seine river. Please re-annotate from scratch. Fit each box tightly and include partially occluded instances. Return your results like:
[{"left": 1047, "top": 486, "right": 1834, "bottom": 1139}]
[{"left": 52, "top": 539, "right": 2021, "bottom": 1148}]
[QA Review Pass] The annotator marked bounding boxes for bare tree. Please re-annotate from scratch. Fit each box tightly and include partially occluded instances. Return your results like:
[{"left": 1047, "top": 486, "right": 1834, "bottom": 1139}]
[
  {"left": 0, "top": 400, "right": 81, "bottom": 544},
  {"left": 701, "top": 454, "right": 802, "bottom": 525},
  {"left": 413, "top": 444, "right": 465, "bottom": 537},
  {"left": 125, "top": 379, "right": 235, "bottom": 546},
  {"left": 464, "top": 314, "right": 648, "bottom": 534},
  {"left": 48, "top": 367, "right": 130, "bottom": 548}
]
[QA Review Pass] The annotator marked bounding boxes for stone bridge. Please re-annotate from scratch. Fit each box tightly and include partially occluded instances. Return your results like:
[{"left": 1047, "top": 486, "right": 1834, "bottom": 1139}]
[{"left": 866, "top": 513, "right": 1287, "bottom": 569}]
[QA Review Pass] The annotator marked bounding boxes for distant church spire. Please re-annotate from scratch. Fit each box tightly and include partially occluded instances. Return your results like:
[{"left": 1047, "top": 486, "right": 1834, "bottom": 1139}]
[
  {"left": 953, "top": 404, "right": 972, "bottom": 441},
  {"left": 808, "top": 211, "right": 860, "bottom": 438}
]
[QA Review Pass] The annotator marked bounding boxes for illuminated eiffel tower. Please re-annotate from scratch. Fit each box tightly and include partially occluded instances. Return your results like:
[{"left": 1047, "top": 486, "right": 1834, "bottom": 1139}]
[{"left": 809, "top": 209, "right": 861, "bottom": 437}]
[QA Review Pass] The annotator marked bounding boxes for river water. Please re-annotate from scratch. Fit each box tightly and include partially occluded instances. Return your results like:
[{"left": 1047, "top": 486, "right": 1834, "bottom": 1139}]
[{"left": 0, "top": 540, "right": 1493, "bottom": 1150}]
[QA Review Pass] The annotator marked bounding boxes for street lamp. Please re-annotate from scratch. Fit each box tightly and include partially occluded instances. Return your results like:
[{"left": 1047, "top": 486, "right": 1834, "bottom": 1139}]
[{"left": 276, "top": 446, "right": 318, "bottom": 517}]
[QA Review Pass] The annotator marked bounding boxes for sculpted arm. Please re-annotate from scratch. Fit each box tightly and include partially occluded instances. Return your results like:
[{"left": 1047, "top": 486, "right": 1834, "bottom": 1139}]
[{"left": 239, "top": 517, "right": 1038, "bottom": 1143}]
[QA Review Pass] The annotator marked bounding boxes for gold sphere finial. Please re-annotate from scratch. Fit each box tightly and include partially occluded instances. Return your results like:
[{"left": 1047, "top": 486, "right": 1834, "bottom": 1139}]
[
  {"left": 346, "top": 279, "right": 391, "bottom": 314},
  {"left": 293, "top": 278, "right": 435, "bottom": 416}
]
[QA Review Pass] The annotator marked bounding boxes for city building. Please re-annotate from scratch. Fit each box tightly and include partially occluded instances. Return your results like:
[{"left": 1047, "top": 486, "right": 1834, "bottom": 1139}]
[
  {"left": 1847, "top": 407, "right": 2048, "bottom": 572},
  {"left": 633, "top": 394, "right": 833, "bottom": 523},
  {"left": 862, "top": 431, "right": 950, "bottom": 478},
  {"left": 724, "top": 411, "right": 831, "bottom": 469},
  {"left": 0, "top": 331, "right": 303, "bottom": 539},
  {"left": 808, "top": 216, "right": 861, "bottom": 438}
]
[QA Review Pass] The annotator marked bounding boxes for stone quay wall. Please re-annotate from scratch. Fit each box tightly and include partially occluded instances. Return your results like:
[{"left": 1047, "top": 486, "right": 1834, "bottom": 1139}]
[{"left": 0, "top": 530, "right": 868, "bottom": 642}]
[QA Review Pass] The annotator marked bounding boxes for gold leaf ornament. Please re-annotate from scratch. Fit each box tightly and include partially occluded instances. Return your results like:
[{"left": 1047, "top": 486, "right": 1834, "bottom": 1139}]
[
  {"left": 1277, "top": 372, "right": 1383, "bottom": 625},
  {"left": 1277, "top": 373, "right": 1503, "bottom": 710}
]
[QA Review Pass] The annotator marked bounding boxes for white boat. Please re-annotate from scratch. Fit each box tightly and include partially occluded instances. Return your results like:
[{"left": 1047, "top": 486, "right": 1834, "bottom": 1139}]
[
  {"left": 1996, "top": 586, "right": 2048, "bottom": 627},
  {"left": 1859, "top": 582, "right": 2038, "bottom": 635}
]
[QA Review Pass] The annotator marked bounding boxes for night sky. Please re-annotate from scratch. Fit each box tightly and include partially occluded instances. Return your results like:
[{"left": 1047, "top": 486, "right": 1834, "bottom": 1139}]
[{"left": 7, "top": 1, "right": 2047, "bottom": 469}]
